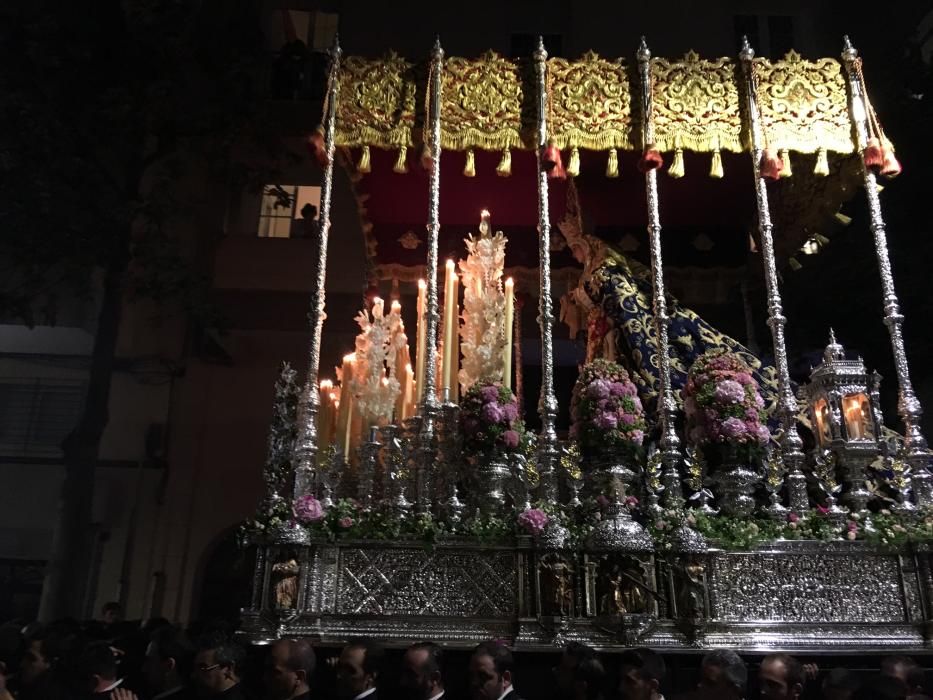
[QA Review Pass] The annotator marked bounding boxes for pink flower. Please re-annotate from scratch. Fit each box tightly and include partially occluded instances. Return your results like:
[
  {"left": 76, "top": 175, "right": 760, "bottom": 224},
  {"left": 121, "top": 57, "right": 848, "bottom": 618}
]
[
  {"left": 624, "top": 496, "right": 639, "bottom": 508},
  {"left": 595, "top": 413, "right": 618, "bottom": 430},
  {"left": 630, "top": 429, "right": 645, "bottom": 444},
  {"left": 338, "top": 516, "right": 354, "bottom": 529},
  {"left": 754, "top": 394, "right": 765, "bottom": 408},
  {"left": 622, "top": 383, "right": 638, "bottom": 398},
  {"left": 736, "top": 372, "right": 754, "bottom": 385},
  {"left": 293, "top": 495, "right": 325, "bottom": 523},
  {"left": 714, "top": 380, "right": 746, "bottom": 404},
  {"left": 502, "top": 430, "right": 520, "bottom": 448},
  {"left": 721, "top": 417, "right": 747, "bottom": 439},
  {"left": 481, "top": 385, "right": 500, "bottom": 403},
  {"left": 847, "top": 520, "right": 858, "bottom": 532},
  {"left": 787, "top": 512, "right": 799, "bottom": 523},
  {"left": 619, "top": 413, "right": 636, "bottom": 426},
  {"left": 517, "top": 508, "right": 549, "bottom": 536},
  {"left": 755, "top": 424, "right": 770, "bottom": 445},
  {"left": 816, "top": 505, "right": 829, "bottom": 515},
  {"left": 846, "top": 530, "right": 857, "bottom": 540},
  {"left": 586, "top": 379, "right": 611, "bottom": 400},
  {"left": 482, "top": 402, "right": 504, "bottom": 423},
  {"left": 609, "top": 382, "right": 626, "bottom": 397},
  {"left": 501, "top": 402, "right": 519, "bottom": 421}
]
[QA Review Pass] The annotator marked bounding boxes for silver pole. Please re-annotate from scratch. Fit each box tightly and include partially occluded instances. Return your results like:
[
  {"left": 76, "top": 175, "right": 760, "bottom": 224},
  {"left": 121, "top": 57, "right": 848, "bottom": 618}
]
[
  {"left": 636, "top": 38, "right": 682, "bottom": 507},
  {"left": 293, "top": 36, "right": 342, "bottom": 498},
  {"left": 841, "top": 37, "right": 933, "bottom": 506},
  {"left": 738, "top": 37, "right": 806, "bottom": 514}
]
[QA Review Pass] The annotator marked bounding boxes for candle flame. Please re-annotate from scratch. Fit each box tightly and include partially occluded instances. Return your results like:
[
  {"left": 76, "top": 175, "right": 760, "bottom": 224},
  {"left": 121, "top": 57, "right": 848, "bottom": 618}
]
[
  {"left": 481, "top": 209, "right": 490, "bottom": 218},
  {"left": 329, "top": 392, "right": 337, "bottom": 401},
  {"left": 391, "top": 300, "right": 401, "bottom": 311},
  {"left": 373, "top": 296, "right": 383, "bottom": 305},
  {"left": 343, "top": 353, "right": 356, "bottom": 363},
  {"left": 446, "top": 258, "right": 455, "bottom": 270},
  {"left": 320, "top": 379, "right": 333, "bottom": 389},
  {"left": 505, "top": 277, "right": 514, "bottom": 288},
  {"left": 418, "top": 279, "right": 426, "bottom": 289},
  {"left": 406, "top": 363, "right": 413, "bottom": 371},
  {"left": 382, "top": 376, "right": 389, "bottom": 386}
]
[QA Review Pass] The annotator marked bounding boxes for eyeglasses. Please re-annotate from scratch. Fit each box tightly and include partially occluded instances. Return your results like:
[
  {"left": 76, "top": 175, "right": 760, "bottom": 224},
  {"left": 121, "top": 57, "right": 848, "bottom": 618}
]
[{"left": 196, "top": 664, "right": 222, "bottom": 673}]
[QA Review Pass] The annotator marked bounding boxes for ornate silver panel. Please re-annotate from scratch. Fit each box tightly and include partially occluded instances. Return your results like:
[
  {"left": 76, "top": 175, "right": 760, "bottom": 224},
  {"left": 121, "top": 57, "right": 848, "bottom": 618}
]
[
  {"left": 335, "top": 547, "right": 516, "bottom": 616},
  {"left": 710, "top": 550, "right": 904, "bottom": 623}
]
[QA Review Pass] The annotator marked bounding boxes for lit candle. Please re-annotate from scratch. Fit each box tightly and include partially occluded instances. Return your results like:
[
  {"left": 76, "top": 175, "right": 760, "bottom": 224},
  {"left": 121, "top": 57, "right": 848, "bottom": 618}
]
[
  {"left": 450, "top": 282, "right": 460, "bottom": 403},
  {"left": 442, "top": 260, "right": 456, "bottom": 397},
  {"left": 844, "top": 396, "right": 865, "bottom": 439},
  {"left": 404, "top": 363, "right": 415, "bottom": 419},
  {"left": 395, "top": 340, "right": 411, "bottom": 421},
  {"left": 336, "top": 353, "right": 355, "bottom": 459},
  {"left": 415, "top": 279, "right": 427, "bottom": 404},
  {"left": 317, "top": 379, "right": 335, "bottom": 452},
  {"left": 503, "top": 277, "right": 514, "bottom": 389}
]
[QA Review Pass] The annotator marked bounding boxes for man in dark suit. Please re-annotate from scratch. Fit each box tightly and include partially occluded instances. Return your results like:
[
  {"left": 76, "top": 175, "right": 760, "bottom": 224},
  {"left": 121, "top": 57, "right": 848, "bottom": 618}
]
[
  {"left": 336, "top": 639, "right": 384, "bottom": 700},
  {"left": 264, "top": 639, "right": 315, "bottom": 700},
  {"left": 143, "top": 626, "right": 195, "bottom": 700},
  {"left": 191, "top": 634, "right": 248, "bottom": 700},
  {"left": 468, "top": 641, "right": 521, "bottom": 700},
  {"left": 400, "top": 642, "right": 445, "bottom": 700}
]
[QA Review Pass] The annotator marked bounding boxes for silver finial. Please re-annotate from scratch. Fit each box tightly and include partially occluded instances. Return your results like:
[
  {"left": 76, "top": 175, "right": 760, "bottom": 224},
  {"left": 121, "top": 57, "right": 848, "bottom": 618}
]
[
  {"left": 431, "top": 36, "right": 443, "bottom": 61},
  {"left": 841, "top": 35, "right": 858, "bottom": 62},
  {"left": 533, "top": 35, "right": 547, "bottom": 62},
  {"left": 636, "top": 36, "right": 650, "bottom": 62},
  {"left": 739, "top": 35, "right": 754, "bottom": 61}
]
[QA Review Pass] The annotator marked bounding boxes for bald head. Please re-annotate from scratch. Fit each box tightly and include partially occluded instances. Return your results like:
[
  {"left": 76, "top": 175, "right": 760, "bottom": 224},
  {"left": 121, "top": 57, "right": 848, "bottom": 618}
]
[{"left": 265, "top": 639, "right": 316, "bottom": 700}]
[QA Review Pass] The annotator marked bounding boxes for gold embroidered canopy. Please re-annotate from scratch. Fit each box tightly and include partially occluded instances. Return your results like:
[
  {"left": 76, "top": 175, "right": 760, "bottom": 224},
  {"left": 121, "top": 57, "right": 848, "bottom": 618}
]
[{"left": 334, "top": 49, "right": 857, "bottom": 159}]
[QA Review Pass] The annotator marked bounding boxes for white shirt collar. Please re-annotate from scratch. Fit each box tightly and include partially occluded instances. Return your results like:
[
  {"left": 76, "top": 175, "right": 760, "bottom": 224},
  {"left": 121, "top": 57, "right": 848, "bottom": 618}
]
[
  {"left": 428, "top": 692, "right": 445, "bottom": 700},
  {"left": 100, "top": 679, "right": 123, "bottom": 693},
  {"left": 496, "top": 688, "right": 513, "bottom": 700},
  {"left": 353, "top": 689, "right": 377, "bottom": 700}
]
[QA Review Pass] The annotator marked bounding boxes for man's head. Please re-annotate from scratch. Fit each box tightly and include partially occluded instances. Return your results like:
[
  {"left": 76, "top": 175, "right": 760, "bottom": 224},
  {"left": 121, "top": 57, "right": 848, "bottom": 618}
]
[
  {"left": 699, "top": 650, "right": 747, "bottom": 700},
  {"left": 265, "top": 639, "right": 316, "bottom": 700},
  {"left": 401, "top": 642, "right": 444, "bottom": 700},
  {"left": 759, "top": 654, "right": 804, "bottom": 700},
  {"left": 555, "top": 643, "right": 595, "bottom": 698},
  {"left": 822, "top": 668, "right": 860, "bottom": 700},
  {"left": 144, "top": 625, "right": 194, "bottom": 694},
  {"left": 572, "top": 657, "right": 605, "bottom": 700},
  {"left": 80, "top": 641, "right": 119, "bottom": 693},
  {"left": 881, "top": 656, "right": 924, "bottom": 696},
  {"left": 618, "top": 648, "right": 666, "bottom": 700},
  {"left": 20, "top": 632, "right": 55, "bottom": 685},
  {"left": 469, "top": 641, "right": 514, "bottom": 700},
  {"left": 337, "top": 638, "right": 384, "bottom": 699},
  {"left": 192, "top": 633, "right": 244, "bottom": 695},
  {"left": 101, "top": 602, "right": 123, "bottom": 625}
]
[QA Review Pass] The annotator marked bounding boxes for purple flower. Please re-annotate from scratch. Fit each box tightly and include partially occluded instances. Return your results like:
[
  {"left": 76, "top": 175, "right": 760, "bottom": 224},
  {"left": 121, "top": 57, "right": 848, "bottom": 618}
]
[
  {"left": 482, "top": 402, "right": 504, "bottom": 423},
  {"left": 630, "top": 429, "right": 645, "bottom": 444},
  {"left": 609, "top": 382, "right": 626, "bottom": 397},
  {"left": 624, "top": 496, "right": 639, "bottom": 508},
  {"left": 293, "top": 495, "right": 325, "bottom": 523},
  {"left": 736, "top": 372, "right": 754, "bottom": 386},
  {"left": 481, "top": 385, "right": 500, "bottom": 403},
  {"left": 517, "top": 508, "right": 549, "bottom": 536},
  {"left": 714, "top": 380, "right": 746, "bottom": 404},
  {"left": 755, "top": 424, "right": 770, "bottom": 445},
  {"left": 595, "top": 413, "right": 618, "bottom": 430},
  {"left": 787, "top": 512, "right": 800, "bottom": 523},
  {"left": 586, "top": 379, "right": 611, "bottom": 400},
  {"left": 754, "top": 393, "right": 765, "bottom": 408},
  {"left": 501, "top": 402, "right": 519, "bottom": 421},
  {"left": 721, "top": 417, "right": 747, "bottom": 439},
  {"left": 619, "top": 413, "right": 636, "bottom": 426},
  {"left": 502, "top": 430, "right": 520, "bottom": 448},
  {"left": 338, "top": 516, "right": 354, "bottom": 529}
]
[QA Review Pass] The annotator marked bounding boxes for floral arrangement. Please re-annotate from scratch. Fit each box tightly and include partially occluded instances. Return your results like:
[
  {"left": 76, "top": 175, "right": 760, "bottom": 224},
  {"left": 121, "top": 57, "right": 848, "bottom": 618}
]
[
  {"left": 460, "top": 381, "right": 527, "bottom": 456},
  {"left": 459, "top": 213, "right": 508, "bottom": 391},
  {"left": 517, "top": 507, "right": 549, "bottom": 536},
  {"left": 349, "top": 297, "right": 405, "bottom": 425},
  {"left": 683, "top": 349, "right": 769, "bottom": 459},
  {"left": 570, "top": 359, "right": 646, "bottom": 455}
]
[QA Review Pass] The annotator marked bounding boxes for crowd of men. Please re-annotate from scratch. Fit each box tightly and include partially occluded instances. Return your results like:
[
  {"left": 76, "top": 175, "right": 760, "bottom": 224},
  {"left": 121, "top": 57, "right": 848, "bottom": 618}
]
[{"left": 0, "top": 606, "right": 928, "bottom": 700}]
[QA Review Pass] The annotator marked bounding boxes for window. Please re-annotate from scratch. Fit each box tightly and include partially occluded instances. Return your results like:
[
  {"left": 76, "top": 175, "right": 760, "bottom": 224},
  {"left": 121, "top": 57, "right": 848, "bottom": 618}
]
[
  {"left": 257, "top": 185, "right": 321, "bottom": 238},
  {"left": 0, "top": 378, "right": 85, "bottom": 457},
  {"left": 510, "top": 33, "right": 563, "bottom": 59}
]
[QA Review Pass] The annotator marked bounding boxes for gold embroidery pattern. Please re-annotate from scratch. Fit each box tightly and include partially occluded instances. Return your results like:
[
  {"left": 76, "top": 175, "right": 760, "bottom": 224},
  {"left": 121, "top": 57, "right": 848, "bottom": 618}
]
[
  {"left": 755, "top": 52, "right": 853, "bottom": 155},
  {"left": 440, "top": 51, "right": 526, "bottom": 151},
  {"left": 651, "top": 52, "right": 743, "bottom": 153},
  {"left": 336, "top": 53, "right": 417, "bottom": 148},
  {"left": 548, "top": 52, "right": 633, "bottom": 150}
]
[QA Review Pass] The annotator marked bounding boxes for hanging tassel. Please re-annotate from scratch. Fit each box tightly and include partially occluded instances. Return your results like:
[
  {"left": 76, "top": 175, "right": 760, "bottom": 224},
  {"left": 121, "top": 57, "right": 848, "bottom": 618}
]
[
  {"left": 668, "top": 148, "right": 685, "bottom": 178},
  {"left": 880, "top": 139, "right": 902, "bottom": 178},
  {"left": 541, "top": 138, "right": 565, "bottom": 179},
  {"left": 393, "top": 146, "right": 408, "bottom": 174},
  {"left": 606, "top": 148, "right": 619, "bottom": 178},
  {"left": 638, "top": 145, "right": 663, "bottom": 173},
  {"left": 760, "top": 148, "right": 783, "bottom": 180},
  {"left": 496, "top": 147, "right": 512, "bottom": 177},
  {"left": 307, "top": 125, "right": 328, "bottom": 166},
  {"left": 779, "top": 149, "right": 792, "bottom": 178},
  {"left": 463, "top": 148, "right": 476, "bottom": 177},
  {"left": 709, "top": 150, "right": 724, "bottom": 179},
  {"left": 863, "top": 137, "right": 884, "bottom": 170},
  {"left": 788, "top": 257, "right": 802, "bottom": 271},
  {"left": 357, "top": 145, "right": 371, "bottom": 174},
  {"left": 566, "top": 147, "right": 581, "bottom": 177},
  {"left": 420, "top": 143, "right": 434, "bottom": 173},
  {"left": 814, "top": 148, "right": 830, "bottom": 177},
  {"left": 813, "top": 233, "right": 830, "bottom": 246}
]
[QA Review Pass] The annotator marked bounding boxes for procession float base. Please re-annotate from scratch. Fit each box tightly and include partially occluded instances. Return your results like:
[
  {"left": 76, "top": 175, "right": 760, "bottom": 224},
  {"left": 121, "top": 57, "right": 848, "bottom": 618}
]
[{"left": 239, "top": 539, "right": 933, "bottom": 653}]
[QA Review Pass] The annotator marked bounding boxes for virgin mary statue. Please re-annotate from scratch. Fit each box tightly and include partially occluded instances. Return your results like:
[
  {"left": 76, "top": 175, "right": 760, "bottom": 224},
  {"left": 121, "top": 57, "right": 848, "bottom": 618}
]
[{"left": 557, "top": 182, "right": 779, "bottom": 419}]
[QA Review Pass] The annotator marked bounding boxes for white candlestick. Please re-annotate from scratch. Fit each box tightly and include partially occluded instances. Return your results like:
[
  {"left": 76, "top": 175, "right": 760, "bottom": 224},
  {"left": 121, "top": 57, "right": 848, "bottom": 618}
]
[
  {"left": 503, "top": 277, "right": 514, "bottom": 389},
  {"left": 415, "top": 279, "right": 427, "bottom": 404}
]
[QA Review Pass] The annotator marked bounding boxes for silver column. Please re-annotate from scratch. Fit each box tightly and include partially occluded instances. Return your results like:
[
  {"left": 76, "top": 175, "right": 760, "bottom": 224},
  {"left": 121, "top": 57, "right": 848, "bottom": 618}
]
[
  {"left": 416, "top": 38, "right": 445, "bottom": 512},
  {"left": 293, "top": 36, "right": 342, "bottom": 498},
  {"left": 636, "top": 38, "right": 682, "bottom": 507},
  {"left": 738, "top": 37, "right": 807, "bottom": 514},
  {"left": 533, "top": 37, "right": 558, "bottom": 501},
  {"left": 841, "top": 37, "right": 932, "bottom": 506}
]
